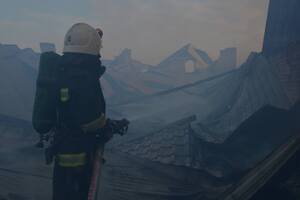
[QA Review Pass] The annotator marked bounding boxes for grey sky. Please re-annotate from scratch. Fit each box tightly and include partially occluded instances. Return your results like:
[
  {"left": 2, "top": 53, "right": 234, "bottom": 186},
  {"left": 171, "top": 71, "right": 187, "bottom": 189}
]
[{"left": 0, "top": 0, "right": 269, "bottom": 65}]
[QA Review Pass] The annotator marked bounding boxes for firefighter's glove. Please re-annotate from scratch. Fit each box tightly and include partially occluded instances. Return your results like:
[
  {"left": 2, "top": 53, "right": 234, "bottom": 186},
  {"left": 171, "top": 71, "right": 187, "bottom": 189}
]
[
  {"left": 97, "top": 118, "right": 130, "bottom": 143},
  {"left": 110, "top": 119, "right": 130, "bottom": 136}
]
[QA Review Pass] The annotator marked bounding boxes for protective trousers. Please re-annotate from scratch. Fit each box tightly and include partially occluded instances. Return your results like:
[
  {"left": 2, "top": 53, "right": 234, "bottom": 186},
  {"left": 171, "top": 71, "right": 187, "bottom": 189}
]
[{"left": 52, "top": 155, "right": 93, "bottom": 200}]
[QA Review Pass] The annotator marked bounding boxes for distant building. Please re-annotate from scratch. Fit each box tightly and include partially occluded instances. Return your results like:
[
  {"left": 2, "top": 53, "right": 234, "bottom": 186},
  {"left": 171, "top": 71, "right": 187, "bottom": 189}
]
[
  {"left": 213, "top": 47, "right": 237, "bottom": 70},
  {"left": 40, "top": 42, "right": 56, "bottom": 53}
]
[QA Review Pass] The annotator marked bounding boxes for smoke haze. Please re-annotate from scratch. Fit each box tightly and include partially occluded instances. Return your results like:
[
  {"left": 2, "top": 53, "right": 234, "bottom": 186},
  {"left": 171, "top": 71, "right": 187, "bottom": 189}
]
[{"left": 0, "top": 0, "right": 269, "bottom": 65}]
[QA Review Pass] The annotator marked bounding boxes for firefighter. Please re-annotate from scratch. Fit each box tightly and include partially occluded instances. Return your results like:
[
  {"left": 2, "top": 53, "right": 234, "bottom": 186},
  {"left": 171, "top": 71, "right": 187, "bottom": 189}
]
[
  {"left": 33, "top": 23, "right": 128, "bottom": 200},
  {"left": 53, "top": 22, "right": 107, "bottom": 200}
]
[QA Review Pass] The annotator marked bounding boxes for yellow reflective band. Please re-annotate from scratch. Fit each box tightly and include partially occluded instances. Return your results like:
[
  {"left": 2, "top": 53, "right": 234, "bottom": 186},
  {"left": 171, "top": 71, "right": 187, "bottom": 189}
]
[
  {"left": 57, "top": 153, "right": 86, "bottom": 167},
  {"left": 81, "top": 114, "right": 107, "bottom": 133},
  {"left": 60, "top": 88, "right": 70, "bottom": 102}
]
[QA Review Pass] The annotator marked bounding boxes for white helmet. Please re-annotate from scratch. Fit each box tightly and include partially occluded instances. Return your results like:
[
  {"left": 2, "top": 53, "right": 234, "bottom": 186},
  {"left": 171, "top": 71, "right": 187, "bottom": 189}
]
[{"left": 63, "top": 23, "right": 103, "bottom": 56}]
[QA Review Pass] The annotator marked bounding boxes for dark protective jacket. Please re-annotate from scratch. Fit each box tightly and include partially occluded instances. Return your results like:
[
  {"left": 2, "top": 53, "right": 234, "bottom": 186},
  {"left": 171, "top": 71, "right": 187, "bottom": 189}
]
[
  {"left": 57, "top": 53, "right": 106, "bottom": 130},
  {"left": 51, "top": 53, "right": 109, "bottom": 159},
  {"left": 32, "top": 52, "right": 107, "bottom": 135}
]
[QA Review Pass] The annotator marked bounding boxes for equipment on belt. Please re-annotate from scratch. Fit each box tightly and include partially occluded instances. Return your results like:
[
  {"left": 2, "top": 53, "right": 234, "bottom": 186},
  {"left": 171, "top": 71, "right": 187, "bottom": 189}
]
[{"left": 36, "top": 119, "right": 130, "bottom": 166}]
